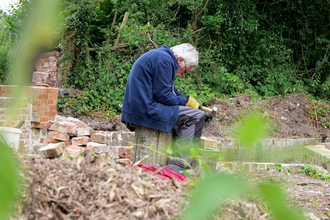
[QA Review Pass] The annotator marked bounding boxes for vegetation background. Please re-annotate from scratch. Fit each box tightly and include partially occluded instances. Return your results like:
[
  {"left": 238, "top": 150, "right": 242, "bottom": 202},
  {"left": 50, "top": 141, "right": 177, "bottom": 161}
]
[{"left": 1, "top": 0, "right": 330, "bottom": 116}]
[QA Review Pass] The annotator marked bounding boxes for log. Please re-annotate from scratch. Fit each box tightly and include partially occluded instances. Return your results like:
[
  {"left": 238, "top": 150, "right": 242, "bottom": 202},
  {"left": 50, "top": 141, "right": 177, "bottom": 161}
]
[{"left": 132, "top": 125, "right": 172, "bottom": 165}]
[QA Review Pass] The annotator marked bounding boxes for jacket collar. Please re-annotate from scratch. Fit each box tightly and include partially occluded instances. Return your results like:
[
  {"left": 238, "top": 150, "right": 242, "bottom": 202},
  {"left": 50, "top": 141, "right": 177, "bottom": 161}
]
[{"left": 160, "top": 45, "right": 181, "bottom": 71}]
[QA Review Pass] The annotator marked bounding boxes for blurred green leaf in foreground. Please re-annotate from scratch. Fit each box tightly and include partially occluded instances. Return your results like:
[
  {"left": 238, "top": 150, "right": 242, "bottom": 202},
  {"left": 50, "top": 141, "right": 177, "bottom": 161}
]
[
  {"left": 235, "top": 112, "right": 267, "bottom": 147},
  {"left": 0, "top": 141, "right": 19, "bottom": 219},
  {"left": 0, "top": 0, "right": 61, "bottom": 218}
]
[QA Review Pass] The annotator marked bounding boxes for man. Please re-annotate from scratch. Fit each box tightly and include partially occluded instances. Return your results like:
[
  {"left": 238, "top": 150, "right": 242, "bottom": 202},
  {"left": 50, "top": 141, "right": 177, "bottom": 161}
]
[{"left": 121, "top": 43, "right": 211, "bottom": 169}]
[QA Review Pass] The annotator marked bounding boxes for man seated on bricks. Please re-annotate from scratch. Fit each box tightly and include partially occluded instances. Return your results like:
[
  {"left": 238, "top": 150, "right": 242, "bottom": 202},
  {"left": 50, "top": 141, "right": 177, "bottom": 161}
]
[{"left": 121, "top": 43, "right": 212, "bottom": 169}]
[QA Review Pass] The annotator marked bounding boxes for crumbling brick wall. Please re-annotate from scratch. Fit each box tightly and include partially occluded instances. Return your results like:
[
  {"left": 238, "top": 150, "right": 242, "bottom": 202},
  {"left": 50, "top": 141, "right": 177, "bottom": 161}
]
[
  {"left": 0, "top": 85, "right": 59, "bottom": 153},
  {"left": 32, "top": 51, "right": 61, "bottom": 87}
]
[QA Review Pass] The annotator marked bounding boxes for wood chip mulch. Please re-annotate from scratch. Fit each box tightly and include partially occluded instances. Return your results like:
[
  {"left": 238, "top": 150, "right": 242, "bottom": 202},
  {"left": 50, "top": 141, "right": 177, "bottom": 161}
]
[{"left": 12, "top": 149, "right": 189, "bottom": 220}]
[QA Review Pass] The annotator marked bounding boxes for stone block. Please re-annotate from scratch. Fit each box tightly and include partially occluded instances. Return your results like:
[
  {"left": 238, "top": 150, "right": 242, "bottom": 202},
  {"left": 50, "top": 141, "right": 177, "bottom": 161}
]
[
  {"left": 90, "top": 133, "right": 107, "bottom": 144},
  {"left": 87, "top": 142, "right": 109, "bottom": 154},
  {"left": 72, "top": 136, "right": 90, "bottom": 146},
  {"left": 38, "top": 142, "right": 65, "bottom": 158},
  {"left": 47, "top": 131, "right": 70, "bottom": 141}
]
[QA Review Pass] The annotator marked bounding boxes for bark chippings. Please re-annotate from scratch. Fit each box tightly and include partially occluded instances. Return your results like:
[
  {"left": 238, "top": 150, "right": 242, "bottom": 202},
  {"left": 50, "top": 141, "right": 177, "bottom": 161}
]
[{"left": 15, "top": 149, "right": 189, "bottom": 220}]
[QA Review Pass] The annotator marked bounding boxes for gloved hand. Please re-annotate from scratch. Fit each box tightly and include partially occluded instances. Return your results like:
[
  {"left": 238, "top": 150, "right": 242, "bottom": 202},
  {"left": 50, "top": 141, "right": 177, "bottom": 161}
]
[
  {"left": 205, "top": 112, "right": 213, "bottom": 123},
  {"left": 186, "top": 96, "right": 202, "bottom": 110}
]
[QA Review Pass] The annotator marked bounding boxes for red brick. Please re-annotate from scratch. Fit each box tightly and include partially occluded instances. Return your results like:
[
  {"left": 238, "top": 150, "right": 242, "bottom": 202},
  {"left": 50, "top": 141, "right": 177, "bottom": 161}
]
[
  {"left": 49, "top": 94, "right": 59, "bottom": 99},
  {"left": 39, "top": 94, "right": 48, "bottom": 99},
  {"left": 91, "top": 133, "right": 107, "bottom": 144},
  {"left": 51, "top": 66, "right": 58, "bottom": 71},
  {"left": 55, "top": 115, "right": 67, "bottom": 122},
  {"left": 47, "top": 131, "right": 70, "bottom": 141},
  {"left": 38, "top": 106, "right": 50, "bottom": 111},
  {"left": 77, "top": 127, "right": 92, "bottom": 136},
  {"left": 45, "top": 138, "right": 71, "bottom": 146},
  {"left": 49, "top": 105, "right": 57, "bottom": 111},
  {"left": 49, "top": 121, "right": 77, "bottom": 135},
  {"left": 39, "top": 142, "right": 65, "bottom": 158},
  {"left": 33, "top": 122, "right": 47, "bottom": 128},
  {"left": 66, "top": 145, "right": 86, "bottom": 154},
  {"left": 44, "top": 111, "right": 56, "bottom": 116},
  {"left": 109, "top": 146, "right": 133, "bottom": 159},
  {"left": 72, "top": 136, "right": 90, "bottom": 146},
  {"left": 40, "top": 117, "right": 49, "bottom": 122},
  {"left": 87, "top": 142, "right": 109, "bottom": 154}
]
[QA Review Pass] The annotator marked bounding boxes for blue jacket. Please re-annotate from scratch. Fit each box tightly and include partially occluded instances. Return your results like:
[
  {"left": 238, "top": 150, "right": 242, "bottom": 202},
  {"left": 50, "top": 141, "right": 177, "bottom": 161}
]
[{"left": 121, "top": 45, "right": 188, "bottom": 133}]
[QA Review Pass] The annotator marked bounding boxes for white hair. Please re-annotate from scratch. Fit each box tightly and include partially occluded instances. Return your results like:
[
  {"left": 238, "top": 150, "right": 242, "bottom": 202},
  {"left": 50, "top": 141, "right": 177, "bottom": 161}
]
[{"left": 170, "top": 43, "right": 199, "bottom": 68}]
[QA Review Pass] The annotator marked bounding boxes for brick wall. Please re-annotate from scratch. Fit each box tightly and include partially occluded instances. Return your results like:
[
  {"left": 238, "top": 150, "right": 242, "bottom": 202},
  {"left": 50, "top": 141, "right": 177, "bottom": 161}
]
[
  {"left": 32, "top": 51, "right": 61, "bottom": 87},
  {"left": 0, "top": 85, "right": 59, "bottom": 153}
]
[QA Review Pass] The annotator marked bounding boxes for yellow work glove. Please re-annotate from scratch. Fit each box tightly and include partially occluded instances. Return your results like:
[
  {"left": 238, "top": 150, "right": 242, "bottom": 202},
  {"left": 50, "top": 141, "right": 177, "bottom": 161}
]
[{"left": 186, "top": 96, "right": 202, "bottom": 110}]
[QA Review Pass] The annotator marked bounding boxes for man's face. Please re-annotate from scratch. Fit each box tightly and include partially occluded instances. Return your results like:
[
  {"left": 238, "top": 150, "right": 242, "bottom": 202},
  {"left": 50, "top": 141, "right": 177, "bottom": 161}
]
[{"left": 176, "top": 59, "right": 194, "bottom": 77}]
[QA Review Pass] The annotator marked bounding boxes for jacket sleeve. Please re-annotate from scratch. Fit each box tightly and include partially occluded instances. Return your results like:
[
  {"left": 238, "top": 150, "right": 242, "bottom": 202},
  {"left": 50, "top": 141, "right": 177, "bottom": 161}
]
[{"left": 153, "top": 60, "right": 188, "bottom": 106}]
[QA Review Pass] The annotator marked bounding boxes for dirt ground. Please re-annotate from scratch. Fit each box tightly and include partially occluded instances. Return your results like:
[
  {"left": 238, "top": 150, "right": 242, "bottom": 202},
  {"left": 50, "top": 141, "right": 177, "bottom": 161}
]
[{"left": 59, "top": 93, "right": 330, "bottom": 140}]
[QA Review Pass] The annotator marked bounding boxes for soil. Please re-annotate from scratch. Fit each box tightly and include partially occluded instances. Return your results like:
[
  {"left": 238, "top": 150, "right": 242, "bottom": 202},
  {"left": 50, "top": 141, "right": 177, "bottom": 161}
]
[{"left": 59, "top": 93, "right": 330, "bottom": 139}]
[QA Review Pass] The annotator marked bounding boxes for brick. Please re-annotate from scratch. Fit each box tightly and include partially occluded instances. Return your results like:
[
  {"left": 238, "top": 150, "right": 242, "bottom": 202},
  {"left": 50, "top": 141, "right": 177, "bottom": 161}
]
[
  {"left": 90, "top": 133, "right": 107, "bottom": 144},
  {"left": 47, "top": 131, "right": 70, "bottom": 141},
  {"left": 201, "top": 137, "right": 218, "bottom": 150},
  {"left": 67, "top": 117, "right": 88, "bottom": 128},
  {"left": 38, "top": 142, "right": 65, "bottom": 158},
  {"left": 77, "top": 127, "right": 92, "bottom": 136},
  {"left": 50, "top": 105, "right": 57, "bottom": 111},
  {"left": 44, "top": 111, "right": 56, "bottom": 117},
  {"left": 33, "top": 122, "right": 48, "bottom": 128},
  {"left": 62, "top": 145, "right": 86, "bottom": 160},
  {"left": 49, "top": 121, "right": 77, "bottom": 135},
  {"left": 87, "top": 142, "right": 109, "bottom": 154},
  {"left": 72, "top": 136, "right": 90, "bottom": 146},
  {"left": 40, "top": 117, "right": 49, "bottom": 122},
  {"left": 45, "top": 138, "right": 72, "bottom": 146},
  {"left": 39, "top": 94, "right": 48, "bottom": 99},
  {"left": 109, "top": 146, "right": 133, "bottom": 159},
  {"left": 107, "top": 132, "right": 122, "bottom": 145}
]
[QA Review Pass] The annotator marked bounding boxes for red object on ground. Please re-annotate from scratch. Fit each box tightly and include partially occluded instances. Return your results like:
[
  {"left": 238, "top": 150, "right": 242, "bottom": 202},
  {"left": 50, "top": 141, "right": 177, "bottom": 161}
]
[{"left": 136, "top": 164, "right": 187, "bottom": 182}]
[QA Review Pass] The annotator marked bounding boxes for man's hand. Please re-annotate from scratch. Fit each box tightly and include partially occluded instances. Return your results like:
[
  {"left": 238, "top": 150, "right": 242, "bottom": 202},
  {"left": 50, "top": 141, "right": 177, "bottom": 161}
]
[
  {"left": 205, "top": 112, "right": 213, "bottom": 123},
  {"left": 186, "top": 96, "right": 202, "bottom": 110}
]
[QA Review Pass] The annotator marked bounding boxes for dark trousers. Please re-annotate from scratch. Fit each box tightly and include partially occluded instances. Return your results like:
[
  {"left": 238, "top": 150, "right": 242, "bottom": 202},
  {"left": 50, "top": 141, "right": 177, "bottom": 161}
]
[{"left": 172, "top": 106, "right": 205, "bottom": 158}]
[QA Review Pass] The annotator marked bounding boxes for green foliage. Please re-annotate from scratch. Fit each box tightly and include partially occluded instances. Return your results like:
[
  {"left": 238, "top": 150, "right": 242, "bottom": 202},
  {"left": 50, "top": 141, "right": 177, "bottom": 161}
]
[
  {"left": 0, "top": 141, "right": 20, "bottom": 219},
  {"left": 1, "top": 0, "right": 330, "bottom": 112},
  {"left": 298, "top": 164, "right": 330, "bottom": 181}
]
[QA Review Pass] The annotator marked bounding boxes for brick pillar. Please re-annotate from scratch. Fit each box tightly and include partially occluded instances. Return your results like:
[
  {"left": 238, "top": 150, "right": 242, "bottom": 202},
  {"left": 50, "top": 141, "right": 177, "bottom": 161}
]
[
  {"left": 32, "top": 51, "right": 61, "bottom": 87},
  {"left": 32, "top": 87, "right": 59, "bottom": 128}
]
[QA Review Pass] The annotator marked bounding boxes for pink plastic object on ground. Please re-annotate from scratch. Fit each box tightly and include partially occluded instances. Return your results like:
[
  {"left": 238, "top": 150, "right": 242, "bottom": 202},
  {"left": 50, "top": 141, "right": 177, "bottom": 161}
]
[{"left": 136, "top": 164, "right": 187, "bottom": 182}]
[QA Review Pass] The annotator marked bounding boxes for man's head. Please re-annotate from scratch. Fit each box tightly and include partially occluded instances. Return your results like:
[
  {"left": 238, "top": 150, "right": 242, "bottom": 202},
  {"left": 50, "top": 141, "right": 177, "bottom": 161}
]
[{"left": 170, "top": 43, "right": 199, "bottom": 77}]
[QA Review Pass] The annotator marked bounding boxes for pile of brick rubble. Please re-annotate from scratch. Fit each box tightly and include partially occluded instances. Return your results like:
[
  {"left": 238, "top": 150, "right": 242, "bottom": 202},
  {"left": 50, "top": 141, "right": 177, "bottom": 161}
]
[{"left": 38, "top": 115, "right": 134, "bottom": 163}]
